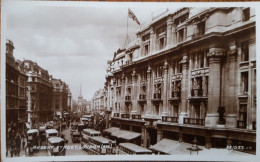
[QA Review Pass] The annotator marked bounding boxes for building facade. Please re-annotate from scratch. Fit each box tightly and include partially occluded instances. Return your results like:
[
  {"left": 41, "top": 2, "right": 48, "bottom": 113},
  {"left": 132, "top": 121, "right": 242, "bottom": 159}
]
[
  {"left": 105, "top": 7, "right": 256, "bottom": 152},
  {"left": 91, "top": 89, "right": 105, "bottom": 113},
  {"left": 6, "top": 40, "right": 28, "bottom": 132},
  {"left": 23, "top": 60, "right": 53, "bottom": 126},
  {"left": 51, "top": 77, "right": 71, "bottom": 117}
]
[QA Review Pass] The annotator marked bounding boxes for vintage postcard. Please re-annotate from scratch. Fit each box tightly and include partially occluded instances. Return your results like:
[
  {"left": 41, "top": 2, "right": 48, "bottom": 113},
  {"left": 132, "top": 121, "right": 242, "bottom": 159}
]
[{"left": 1, "top": 1, "right": 259, "bottom": 161}]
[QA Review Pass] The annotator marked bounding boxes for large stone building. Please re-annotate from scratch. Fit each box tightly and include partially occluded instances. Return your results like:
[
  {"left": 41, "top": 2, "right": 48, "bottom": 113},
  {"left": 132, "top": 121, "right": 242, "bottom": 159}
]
[
  {"left": 6, "top": 40, "right": 72, "bottom": 128},
  {"left": 91, "top": 89, "right": 106, "bottom": 113},
  {"left": 6, "top": 39, "right": 28, "bottom": 132},
  {"left": 23, "top": 60, "right": 53, "bottom": 126},
  {"left": 51, "top": 77, "right": 72, "bottom": 117},
  {"left": 105, "top": 7, "right": 256, "bottom": 153}
]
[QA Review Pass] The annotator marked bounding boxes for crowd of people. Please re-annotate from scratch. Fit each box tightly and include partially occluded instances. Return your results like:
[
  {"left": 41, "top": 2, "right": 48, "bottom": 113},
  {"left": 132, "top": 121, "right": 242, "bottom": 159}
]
[{"left": 6, "top": 123, "right": 26, "bottom": 157}]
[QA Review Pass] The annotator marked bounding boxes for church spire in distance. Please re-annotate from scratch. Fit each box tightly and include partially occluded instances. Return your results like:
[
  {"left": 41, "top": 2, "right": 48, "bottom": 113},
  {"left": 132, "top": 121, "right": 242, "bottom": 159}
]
[{"left": 78, "top": 84, "right": 83, "bottom": 101}]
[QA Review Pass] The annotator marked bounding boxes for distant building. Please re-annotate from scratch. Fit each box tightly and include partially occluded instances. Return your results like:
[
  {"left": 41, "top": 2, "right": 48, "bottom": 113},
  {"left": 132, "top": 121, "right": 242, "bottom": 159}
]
[
  {"left": 51, "top": 77, "right": 71, "bottom": 118},
  {"left": 91, "top": 89, "right": 106, "bottom": 113},
  {"left": 6, "top": 39, "right": 28, "bottom": 132}
]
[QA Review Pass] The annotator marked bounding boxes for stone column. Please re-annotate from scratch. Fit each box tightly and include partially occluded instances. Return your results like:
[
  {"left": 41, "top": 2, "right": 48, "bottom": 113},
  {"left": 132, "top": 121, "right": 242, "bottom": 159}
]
[
  {"left": 131, "top": 69, "right": 138, "bottom": 114},
  {"left": 166, "top": 16, "right": 173, "bottom": 47},
  {"left": 172, "top": 24, "right": 177, "bottom": 45},
  {"left": 179, "top": 52, "right": 189, "bottom": 124},
  {"left": 226, "top": 42, "right": 238, "bottom": 128},
  {"left": 205, "top": 47, "right": 225, "bottom": 127},
  {"left": 157, "top": 129, "right": 163, "bottom": 143},
  {"left": 145, "top": 66, "right": 152, "bottom": 116},
  {"left": 179, "top": 132, "right": 183, "bottom": 143},
  {"left": 184, "top": 26, "right": 187, "bottom": 41},
  {"left": 121, "top": 73, "right": 126, "bottom": 113},
  {"left": 162, "top": 61, "right": 168, "bottom": 116},
  {"left": 141, "top": 127, "right": 147, "bottom": 147},
  {"left": 205, "top": 136, "right": 212, "bottom": 149},
  {"left": 150, "top": 28, "right": 155, "bottom": 53}
]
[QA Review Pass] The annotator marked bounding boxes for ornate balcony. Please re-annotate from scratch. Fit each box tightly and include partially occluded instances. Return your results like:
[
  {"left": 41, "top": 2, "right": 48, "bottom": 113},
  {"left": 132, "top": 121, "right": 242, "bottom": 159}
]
[
  {"left": 138, "top": 94, "right": 147, "bottom": 105},
  {"left": 152, "top": 93, "right": 162, "bottom": 104},
  {"left": 191, "top": 88, "right": 202, "bottom": 97},
  {"left": 237, "top": 120, "right": 246, "bottom": 129},
  {"left": 162, "top": 116, "right": 178, "bottom": 123},
  {"left": 132, "top": 114, "right": 141, "bottom": 120},
  {"left": 114, "top": 113, "right": 120, "bottom": 117},
  {"left": 121, "top": 113, "right": 130, "bottom": 119},
  {"left": 183, "top": 118, "right": 205, "bottom": 126},
  {"left": 139, "top": 94, "right": 146, "bottom": 100},
  {"left": 125, "top": 95, "right": 131, "bottom": 103}
]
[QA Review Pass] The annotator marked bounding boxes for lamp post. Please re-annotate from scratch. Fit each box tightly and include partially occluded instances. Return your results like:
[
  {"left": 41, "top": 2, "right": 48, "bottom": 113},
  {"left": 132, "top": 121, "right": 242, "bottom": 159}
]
[{"left": 60, "top": 116, "right": 62, "bottom": 137}]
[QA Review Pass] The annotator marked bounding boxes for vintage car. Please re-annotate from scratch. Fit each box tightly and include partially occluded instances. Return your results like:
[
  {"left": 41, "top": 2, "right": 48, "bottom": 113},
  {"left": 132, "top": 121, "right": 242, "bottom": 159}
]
[
  {"left": 39, "top": 125, "right": 46, "bottom": 145},
  {"left": 71, "top": 132, "right": 81, "bottom": 143},
  {"left": 78, "top": 123, "right": 85, "bottom": 133},
  {"left": 70, "top": 123, "right": 78, "bottom": 136},
  {"left": 47, "top": 137, "right": 66, "bottom": 156},
  {"left": 26, "top": 129, "right": 40, "bottom": 155}
]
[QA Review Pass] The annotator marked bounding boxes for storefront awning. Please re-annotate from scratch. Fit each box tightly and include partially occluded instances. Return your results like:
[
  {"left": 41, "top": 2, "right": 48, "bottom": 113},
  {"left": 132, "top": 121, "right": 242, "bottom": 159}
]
[
  {"left": 149, "top": 138, "right": 191, "bottom": 155},
  {"left": 103, "top": 127, "right": 120, "bottom": 135},
  {"left": 111, "top": 129, "right": 141, "bottom": 141}
]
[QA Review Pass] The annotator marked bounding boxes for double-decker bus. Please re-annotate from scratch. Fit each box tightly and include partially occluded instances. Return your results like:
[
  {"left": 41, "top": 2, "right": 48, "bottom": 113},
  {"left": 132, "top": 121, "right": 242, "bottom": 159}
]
[
  {"left": 81, "top": 129, "right": 101, "bottom": 149},
  {"left": 85, "top": 136, "right": 116, "bottom": 155},
  {"left": 118, "top": 143, "right": 152, "bottom": 155}
]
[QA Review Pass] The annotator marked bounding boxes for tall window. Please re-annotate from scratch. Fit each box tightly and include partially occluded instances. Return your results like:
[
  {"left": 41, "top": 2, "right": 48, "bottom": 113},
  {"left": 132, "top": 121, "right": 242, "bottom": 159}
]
[
  {"left": 177, "top": 59, "right": 182, "bottom": 73},
  {"left": 199, "top": 51, "right": 204, "bottom": 68},
  {"left": 173, "top": 105, "right": 179, "bottom": 117},
  {"left": 241, "top": 72, "right": 248, "bottom": 95},
  {"left": 144, "top": 44, "right": 150, "bottom": 56},
  {"left": 178, "top": 29, "right": 184, "bottom": 43},
  {"left": 143, "top": 34, "right": 150, "bottom": 56},
  {"left": 141, "top": 69, "right": 147, "bottom": 81},
  {"left": 157, "top": 26, "right": 166, "bottom": 50},
  {"left": 241, "top": 41, "right": 249, "bottom": 62},
  {"left": 197, "top": 21, "right": 205, "bottom": 35},
  {"left": 155, "top": 65, "right": 163, "bottom": 78}
]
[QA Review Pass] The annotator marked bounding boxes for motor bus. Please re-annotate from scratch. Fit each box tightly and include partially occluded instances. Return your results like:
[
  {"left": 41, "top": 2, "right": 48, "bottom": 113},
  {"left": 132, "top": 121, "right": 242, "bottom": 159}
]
[
  {"left": 47, "top": 137, "right": 66, "bottom": 156},
  {"left": 118, "top": 143, "right": 152, "bottom": 155},
  {"left": 85, "top": 136, "right": 116, "bottom": 155},
  {"left": 81, "top": 129, "right": 100, "bottom": 148}
]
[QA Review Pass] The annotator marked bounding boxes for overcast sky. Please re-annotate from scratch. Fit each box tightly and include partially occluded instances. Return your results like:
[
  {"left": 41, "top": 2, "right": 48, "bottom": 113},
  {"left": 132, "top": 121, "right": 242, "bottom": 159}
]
[{"left": 4, "top": 2, "right": 175, "bottom": 100}]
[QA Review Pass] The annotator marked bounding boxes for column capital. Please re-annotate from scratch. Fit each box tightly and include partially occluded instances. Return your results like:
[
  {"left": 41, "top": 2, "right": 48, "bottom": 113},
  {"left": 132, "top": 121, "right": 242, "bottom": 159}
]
[
  {"left": 132, "top": 70, "right": 137, "bottom": 81},
  {"left": 147, "top": 66, "right": 152, "bottom": 75},
  {"left": 163, "top": 61, "right": 168, "bottom": 72},
  {"left": 121, "top": 73, "right": 125, "bottom": 82},
  {"left": 150, "top": 27, "right": 155, "bottom": 35},
  {"left": 228, "top": 43, "right": 238, "bottom": 59},
  {"left": 179, "top": 55, "right": 189, "bottom": 65},
  {"left": 207, "top": 48, "right": 225, "bottom": 58},
  {"left": 167, "top": 16, "right": 174, "bottom": 25}
]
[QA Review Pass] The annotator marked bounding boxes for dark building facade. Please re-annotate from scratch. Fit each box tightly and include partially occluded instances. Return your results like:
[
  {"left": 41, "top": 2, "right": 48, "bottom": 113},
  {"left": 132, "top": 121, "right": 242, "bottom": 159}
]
[
  {"left": 6, "top": 40, "right": 28, "bottom": 132},
  {"left": 23, "top": 60, "right": 53, "bottom": 126},
  {"left": 105, "top": 7, "right": 256, "bottom": 153}
]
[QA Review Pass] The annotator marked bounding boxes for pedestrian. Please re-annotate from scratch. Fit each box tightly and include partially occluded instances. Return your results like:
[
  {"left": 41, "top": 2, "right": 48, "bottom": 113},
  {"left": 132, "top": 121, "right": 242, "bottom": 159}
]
[
  {"left": 21, "top": 132, "right": 25, "bottom": 149},
  {"left": 15, "top": 133, "right": 21, "bottom": 156},
  {"left": 10, "top": 140, "right": 15, "bottom": 157}
]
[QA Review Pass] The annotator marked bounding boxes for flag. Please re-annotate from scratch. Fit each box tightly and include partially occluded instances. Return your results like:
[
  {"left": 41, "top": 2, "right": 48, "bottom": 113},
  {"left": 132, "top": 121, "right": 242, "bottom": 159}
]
[{"left": 128, "top": 8, "right": 140, "bottom": 25}]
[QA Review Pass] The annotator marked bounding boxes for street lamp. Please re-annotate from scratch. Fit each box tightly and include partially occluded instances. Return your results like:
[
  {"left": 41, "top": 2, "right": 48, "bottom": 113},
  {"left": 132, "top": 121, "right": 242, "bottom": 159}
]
[{"left": 59, "top": 116, "right": 62, "bottom": 137}]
